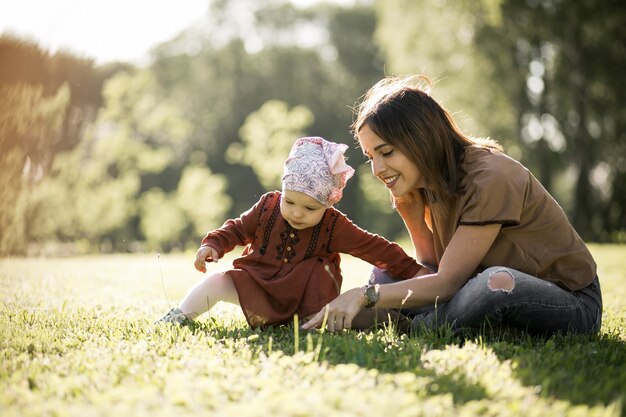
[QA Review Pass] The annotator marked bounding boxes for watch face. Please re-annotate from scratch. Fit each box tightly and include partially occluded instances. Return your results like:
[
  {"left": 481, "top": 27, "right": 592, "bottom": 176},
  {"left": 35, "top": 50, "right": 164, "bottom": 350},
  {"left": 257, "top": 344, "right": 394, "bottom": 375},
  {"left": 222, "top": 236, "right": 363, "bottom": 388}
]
[{"left": 365, "top": 285, "right": 379, "bottom": 307}]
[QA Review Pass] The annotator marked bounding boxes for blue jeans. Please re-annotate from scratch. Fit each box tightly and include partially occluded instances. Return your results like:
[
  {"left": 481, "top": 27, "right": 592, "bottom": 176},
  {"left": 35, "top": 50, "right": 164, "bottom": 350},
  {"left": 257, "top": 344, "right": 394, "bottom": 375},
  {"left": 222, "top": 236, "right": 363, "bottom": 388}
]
[{"left": 370, "top": 266, "right": 603, "bottom": 336}]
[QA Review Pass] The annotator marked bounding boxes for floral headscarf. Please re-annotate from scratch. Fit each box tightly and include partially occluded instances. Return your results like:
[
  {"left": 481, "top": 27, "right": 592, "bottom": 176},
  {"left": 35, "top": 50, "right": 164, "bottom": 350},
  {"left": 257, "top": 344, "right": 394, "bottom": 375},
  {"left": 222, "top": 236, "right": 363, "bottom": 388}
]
[{"left": 282, "top": 137, "right": 355, "bottom": 207}]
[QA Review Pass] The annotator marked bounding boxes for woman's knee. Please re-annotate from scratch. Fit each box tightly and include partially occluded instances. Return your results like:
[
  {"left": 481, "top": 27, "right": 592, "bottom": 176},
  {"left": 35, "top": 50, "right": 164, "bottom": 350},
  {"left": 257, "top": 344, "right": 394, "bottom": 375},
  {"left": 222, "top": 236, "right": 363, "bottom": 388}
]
[
  {"left": 475, "top": 266, "right": 516, "bottom": 293},
  {"left": 447, "top": 267, "right": 517, "bottom": 309}
]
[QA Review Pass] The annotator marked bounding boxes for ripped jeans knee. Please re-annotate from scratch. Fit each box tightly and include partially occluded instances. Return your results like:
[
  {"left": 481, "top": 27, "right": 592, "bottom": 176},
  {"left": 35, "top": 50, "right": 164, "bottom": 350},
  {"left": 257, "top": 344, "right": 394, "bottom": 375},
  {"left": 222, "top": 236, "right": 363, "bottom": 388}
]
[{"left": 485, "top": 267, "right": 516, "bottom": 293}]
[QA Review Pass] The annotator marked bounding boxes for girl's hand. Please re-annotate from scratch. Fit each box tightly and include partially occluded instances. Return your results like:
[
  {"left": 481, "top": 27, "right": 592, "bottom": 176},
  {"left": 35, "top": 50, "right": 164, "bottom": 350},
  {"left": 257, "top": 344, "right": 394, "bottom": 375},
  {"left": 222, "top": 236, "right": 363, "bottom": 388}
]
[
  {"left": 194, "top": 245, "right": 218, "bottom": 273},
  {"left": 301, "top": 287, "right": 367, "bottom": 332}
]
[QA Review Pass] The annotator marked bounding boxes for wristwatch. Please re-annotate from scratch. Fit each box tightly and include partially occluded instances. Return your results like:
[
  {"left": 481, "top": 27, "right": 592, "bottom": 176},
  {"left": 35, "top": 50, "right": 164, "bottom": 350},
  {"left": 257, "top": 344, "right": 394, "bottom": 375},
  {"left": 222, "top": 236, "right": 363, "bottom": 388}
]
[{"left": 363, "top": 284, "right": 380, "bottom": 308}]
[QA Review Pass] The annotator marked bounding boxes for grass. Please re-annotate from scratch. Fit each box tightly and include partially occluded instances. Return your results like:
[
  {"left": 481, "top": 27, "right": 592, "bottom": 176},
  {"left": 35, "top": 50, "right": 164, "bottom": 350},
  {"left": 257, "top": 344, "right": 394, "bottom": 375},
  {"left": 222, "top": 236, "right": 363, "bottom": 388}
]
[{"left": 1, "top": 244, "right": 624, "bottom": 416}]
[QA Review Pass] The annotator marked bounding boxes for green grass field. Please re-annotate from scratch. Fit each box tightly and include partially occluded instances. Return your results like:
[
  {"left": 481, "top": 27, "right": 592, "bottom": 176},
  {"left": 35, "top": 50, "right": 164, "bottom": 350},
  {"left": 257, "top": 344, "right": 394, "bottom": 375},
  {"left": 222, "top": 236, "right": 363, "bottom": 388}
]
[{"left": 1, "top": 244, "right": 624, "bottom": 416}]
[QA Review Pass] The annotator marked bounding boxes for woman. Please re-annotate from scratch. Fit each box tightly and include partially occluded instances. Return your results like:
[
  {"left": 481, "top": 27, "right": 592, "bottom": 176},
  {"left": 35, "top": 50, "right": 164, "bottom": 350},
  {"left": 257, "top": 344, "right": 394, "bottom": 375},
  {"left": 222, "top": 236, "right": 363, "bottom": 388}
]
[{"left": 302, "top": 76, "right": 602, "bottom": 336}]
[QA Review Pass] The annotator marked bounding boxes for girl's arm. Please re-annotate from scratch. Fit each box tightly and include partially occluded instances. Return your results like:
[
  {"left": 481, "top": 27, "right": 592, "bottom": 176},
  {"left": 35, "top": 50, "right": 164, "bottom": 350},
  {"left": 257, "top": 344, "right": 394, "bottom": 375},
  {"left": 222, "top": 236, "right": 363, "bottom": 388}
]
[
  {"left": 200, "top": 192, "right": 275, "bottom": 257},
  {"left": 194, "top": 245, "right": 219, "bottom": 273},
  {"left": 330, "top": 211, "right": 425, "bottom": 279},
  {"left": 301, "top": 223, "right": 501, "bottom": 331}
]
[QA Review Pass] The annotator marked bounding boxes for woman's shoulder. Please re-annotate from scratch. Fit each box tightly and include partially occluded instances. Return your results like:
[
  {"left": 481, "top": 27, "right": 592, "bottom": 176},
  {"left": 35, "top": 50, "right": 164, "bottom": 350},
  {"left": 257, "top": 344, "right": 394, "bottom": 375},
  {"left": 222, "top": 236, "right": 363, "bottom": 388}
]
[
  {"left": 463, "top": 146, "right": 525, "bottom": 171},
  {"left": 461, "top": 146, "right": 531, "bottom": 193},
  {"left": 462, "top": 146, "right": 530, "bottom": 181},
  {"left": 455, "top": 147, "right": 532, "bottom": 225}
]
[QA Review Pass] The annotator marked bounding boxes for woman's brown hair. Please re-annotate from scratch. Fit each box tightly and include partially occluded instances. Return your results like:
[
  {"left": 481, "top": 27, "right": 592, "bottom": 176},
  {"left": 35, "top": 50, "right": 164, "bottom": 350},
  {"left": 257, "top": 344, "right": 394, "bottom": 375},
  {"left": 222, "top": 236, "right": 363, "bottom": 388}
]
[{"left": 352, "top": 75, "right": 501, "bottom": 205}]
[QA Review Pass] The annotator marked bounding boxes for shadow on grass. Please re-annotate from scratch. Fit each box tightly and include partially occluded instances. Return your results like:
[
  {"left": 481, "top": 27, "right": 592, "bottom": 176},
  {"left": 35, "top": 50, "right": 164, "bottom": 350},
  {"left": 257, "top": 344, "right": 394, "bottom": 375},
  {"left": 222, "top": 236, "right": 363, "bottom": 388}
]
[
  {"left": 482, "top": 330, "right": 626, "bottom": 414},
  {"left": 190, "top": 320, "right": 488, "bottom": 405},
  {"left": 190, "top": 318, "right": 624, "bottom": 412}
]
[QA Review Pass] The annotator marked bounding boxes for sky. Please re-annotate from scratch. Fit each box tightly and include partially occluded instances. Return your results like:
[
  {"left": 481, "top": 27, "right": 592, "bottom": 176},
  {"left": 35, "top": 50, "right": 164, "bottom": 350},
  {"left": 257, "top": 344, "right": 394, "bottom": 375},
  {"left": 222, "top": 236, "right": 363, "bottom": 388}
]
[
  {"left": 0, "top": 0, "right": 210, "bottom": 65},
  {"left": 0, "top": 0, "right": 344, "bottom": 65}
]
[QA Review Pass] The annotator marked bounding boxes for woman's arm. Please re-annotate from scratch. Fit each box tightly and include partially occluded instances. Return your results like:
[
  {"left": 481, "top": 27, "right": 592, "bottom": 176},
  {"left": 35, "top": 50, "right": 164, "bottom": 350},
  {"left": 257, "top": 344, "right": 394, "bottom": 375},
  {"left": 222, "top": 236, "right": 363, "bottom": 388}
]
[
  {"left": 394, "top": 190, "right": 437, "bottom": 266},
  {"left": 301, "top": 223, "right": 501, "bottom": 331},
  {"left": 375, "top": 223, "right": 501, "bottom": 308}
]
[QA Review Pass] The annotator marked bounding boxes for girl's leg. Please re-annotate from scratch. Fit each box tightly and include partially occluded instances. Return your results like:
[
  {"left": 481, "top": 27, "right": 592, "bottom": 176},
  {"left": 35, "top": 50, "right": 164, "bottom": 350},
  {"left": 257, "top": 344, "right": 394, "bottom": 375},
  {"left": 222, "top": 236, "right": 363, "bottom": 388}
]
[
  {"left": 421, "top": 267, "right": 602, "bottom": 336},
  {"left": 178, "top": 271, "right": 239, "bottom": 320}
]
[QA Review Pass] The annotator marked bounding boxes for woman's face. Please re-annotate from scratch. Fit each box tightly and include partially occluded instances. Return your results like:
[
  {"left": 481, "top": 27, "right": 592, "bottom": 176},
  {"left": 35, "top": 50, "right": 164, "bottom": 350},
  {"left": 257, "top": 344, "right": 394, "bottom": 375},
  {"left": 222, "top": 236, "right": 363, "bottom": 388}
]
[{"left": 358, "top": 125, "right": 425, "bottom": 197}]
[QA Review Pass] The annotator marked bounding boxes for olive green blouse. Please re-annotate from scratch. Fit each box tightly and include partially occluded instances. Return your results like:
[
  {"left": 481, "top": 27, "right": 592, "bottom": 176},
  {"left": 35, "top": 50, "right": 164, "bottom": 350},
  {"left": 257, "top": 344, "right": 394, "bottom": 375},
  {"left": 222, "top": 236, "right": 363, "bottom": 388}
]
[{"left": 427, "top": 146, "right": 596, "bottom": 291}]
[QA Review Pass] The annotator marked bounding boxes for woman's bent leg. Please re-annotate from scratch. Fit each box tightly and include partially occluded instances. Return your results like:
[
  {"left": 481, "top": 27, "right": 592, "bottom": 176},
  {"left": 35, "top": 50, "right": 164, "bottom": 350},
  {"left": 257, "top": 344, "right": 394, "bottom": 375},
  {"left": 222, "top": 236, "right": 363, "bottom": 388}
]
[
  {"left": 423, "top": 267, "right": 602, "bottom": 336},
  {"left": 178, "top": 271, "right": 239, "bottom": 320}
]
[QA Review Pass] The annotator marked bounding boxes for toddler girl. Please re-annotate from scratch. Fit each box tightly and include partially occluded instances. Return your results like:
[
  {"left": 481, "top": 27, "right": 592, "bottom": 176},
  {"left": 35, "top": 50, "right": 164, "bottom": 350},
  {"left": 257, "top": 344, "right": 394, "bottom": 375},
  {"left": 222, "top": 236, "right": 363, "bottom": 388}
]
[{"left": 156, "top": 136, "right": 423, "bottom": 328}]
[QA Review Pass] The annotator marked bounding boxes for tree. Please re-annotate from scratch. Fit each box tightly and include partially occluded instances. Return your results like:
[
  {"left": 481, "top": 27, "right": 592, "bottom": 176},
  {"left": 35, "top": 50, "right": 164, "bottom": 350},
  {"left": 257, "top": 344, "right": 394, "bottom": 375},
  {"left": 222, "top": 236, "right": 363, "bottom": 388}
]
[
  {"left": 374, "top": 0, "right": 626, "bottom": 241},
  {"left": 0, "top": 36, "right": 114, "bottom": 161},
  {"left": 374, "top": 0, "right": 517, "bottom": 143},
  {"left": 367, "top": 0, "right": 518, "bottom": 240},
  {"left": 22, "top": 69, "right": 232, "bottom": 252},
  {"left": 139, "top": 188, "right": 187, "bottom": 252},
  {"left": 176, "top": 163, "right": 232, "bottom": 245},
  {"left": 149, "top": 0, "right": 400, "bottom": 236},
  {"left": 227, "top": 100, "right": 314, "bottom": 190},
  {"left": 81, "top": 69, "right": 232, "bottom": 251},
  {"left": 0, "top": 83, "right": 68, "bottom": 255},
  {"left": 0, "top": 36, "right": 128, "bottom": 254},
  {"left": 473, "top": 0, "right": 626, "bottom": 240}
]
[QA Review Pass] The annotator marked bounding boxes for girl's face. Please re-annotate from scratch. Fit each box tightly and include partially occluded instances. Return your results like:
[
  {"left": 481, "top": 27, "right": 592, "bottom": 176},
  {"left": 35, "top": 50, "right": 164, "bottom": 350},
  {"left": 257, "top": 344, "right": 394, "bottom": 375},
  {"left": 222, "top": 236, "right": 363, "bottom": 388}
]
[
  {"left": 280, "top": 190, "right": 327, "bottom": 230},
  {"left": 358, "top": 125, "right": 425, "bottom": 197}
]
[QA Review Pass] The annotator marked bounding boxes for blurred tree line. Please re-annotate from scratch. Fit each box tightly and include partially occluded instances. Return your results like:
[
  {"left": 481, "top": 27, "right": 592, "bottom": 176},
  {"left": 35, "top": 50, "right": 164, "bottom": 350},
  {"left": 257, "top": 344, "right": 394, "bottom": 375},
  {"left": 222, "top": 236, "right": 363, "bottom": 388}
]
[{"left": 0, "top": 0, "right": 623, "bottom": 256}]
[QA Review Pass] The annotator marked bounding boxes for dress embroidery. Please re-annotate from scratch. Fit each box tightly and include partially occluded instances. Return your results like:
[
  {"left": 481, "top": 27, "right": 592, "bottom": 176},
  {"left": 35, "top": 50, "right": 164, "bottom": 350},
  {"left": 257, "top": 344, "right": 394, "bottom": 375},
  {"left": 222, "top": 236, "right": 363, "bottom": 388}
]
[
  {"left": 305, "top": 216, "right": 324, "bottom": 258},
  {"left": 277, "top": 222, "right": 299, "bottom": 262},
  {"left": 326, "top": 211, "right": 340, "bottom": 253},
  {"left": 257, "top": 194, "right": 271, "bottom": 227},
  {"left": 260, "top": 195, "right": 281, "bottom": 255}
]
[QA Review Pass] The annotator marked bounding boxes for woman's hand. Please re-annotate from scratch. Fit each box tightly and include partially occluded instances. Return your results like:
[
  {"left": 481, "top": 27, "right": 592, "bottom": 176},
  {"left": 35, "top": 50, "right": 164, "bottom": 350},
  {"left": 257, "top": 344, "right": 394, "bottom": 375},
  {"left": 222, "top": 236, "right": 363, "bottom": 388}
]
[
  {"left": 301, "top": 287, "right": 367, "bottom": 332},
  {"left": 194, "top": 245, "right": 219, "bottom": 273},
  {"left": 394, "top": 189, "right": 425, "bottom": 214}
]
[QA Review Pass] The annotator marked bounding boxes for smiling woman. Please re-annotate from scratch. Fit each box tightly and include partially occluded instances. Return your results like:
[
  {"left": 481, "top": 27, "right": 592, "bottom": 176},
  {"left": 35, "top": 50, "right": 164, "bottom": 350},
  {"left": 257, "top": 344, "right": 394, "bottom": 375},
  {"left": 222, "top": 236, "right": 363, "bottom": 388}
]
[
  {"left": 0, "top": 0, "right": 208, "bottom": 64},
  {"left": 301, "top": 75, "right": 603, "bottom": 338}
]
